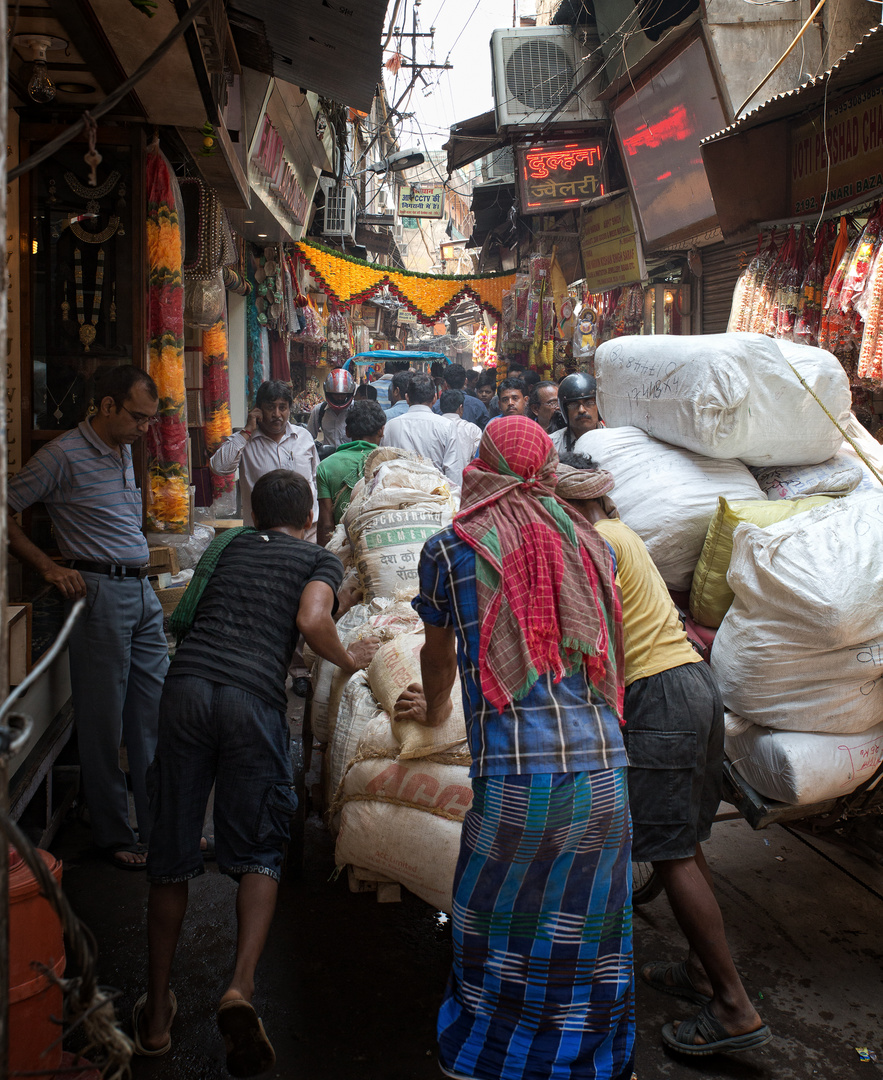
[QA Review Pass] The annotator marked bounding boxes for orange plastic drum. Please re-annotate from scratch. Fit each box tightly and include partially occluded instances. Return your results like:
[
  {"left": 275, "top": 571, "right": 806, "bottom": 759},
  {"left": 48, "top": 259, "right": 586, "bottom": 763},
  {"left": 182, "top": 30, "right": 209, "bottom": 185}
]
[{"left": 8, "top": 846, "right": 65, "bottom": 1074}]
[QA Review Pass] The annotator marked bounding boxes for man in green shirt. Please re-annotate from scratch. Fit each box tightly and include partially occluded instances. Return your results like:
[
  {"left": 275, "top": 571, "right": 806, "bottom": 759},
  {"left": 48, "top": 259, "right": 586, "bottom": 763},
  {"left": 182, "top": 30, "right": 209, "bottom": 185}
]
[{"left": 316, "top": 400, "right": 386, "bottom": 545}]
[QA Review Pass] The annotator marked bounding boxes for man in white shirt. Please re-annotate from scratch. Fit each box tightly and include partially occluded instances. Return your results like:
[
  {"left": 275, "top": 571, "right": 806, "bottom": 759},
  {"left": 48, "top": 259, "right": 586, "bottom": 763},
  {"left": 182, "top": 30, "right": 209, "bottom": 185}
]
[
  {"left": 380, "top": 373, "right": 461, "bottom": 485},
  {"left": 384, "top": 370, "right": 412, "bottom": 420},
  {"left": 438, "top": 389, "right": 481, "bottom": 484},
  {"left": 210, "top": 380, "right": 319, "bottom": 535}
]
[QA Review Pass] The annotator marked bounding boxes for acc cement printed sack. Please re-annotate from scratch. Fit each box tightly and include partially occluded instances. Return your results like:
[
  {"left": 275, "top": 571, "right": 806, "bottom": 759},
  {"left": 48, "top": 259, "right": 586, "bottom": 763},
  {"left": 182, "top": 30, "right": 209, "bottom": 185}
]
[
  {"left": 368, "top": 631, "right": 469, "bottom": 759},
  {"left": 725, "top": 712, "right": 883, "bottom": 805},
  {"left": 711, "top": 489, "right": 883, "bottom": 734},
  {"left": 335, "top": 801, "right": 463, "bottom": 913},
  {"left": 594, "top": 333, "right": 850, "bottom": 466},
  {"left": 342, "top": 758, "right": 473, "bottom": 822},
  {"left": 575, "top": 426, "right": 765, "bottom": 591}
]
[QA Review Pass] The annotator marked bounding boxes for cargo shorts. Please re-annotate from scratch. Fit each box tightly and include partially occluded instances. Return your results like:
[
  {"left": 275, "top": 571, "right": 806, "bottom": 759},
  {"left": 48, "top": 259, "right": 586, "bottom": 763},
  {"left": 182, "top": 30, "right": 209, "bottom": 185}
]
[
  {"left": 623, "top": 660, "right": 724, "bottom": 863},
  {"left": 146, "top": 675, "right": 297, "bottom": 884}
]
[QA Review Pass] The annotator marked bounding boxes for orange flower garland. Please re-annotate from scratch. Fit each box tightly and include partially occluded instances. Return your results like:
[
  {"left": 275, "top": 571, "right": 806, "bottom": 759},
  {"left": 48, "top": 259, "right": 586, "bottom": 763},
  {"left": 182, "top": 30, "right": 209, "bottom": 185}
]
[{"left": 202, "top": 317, "right": 234, "bottom": 500}]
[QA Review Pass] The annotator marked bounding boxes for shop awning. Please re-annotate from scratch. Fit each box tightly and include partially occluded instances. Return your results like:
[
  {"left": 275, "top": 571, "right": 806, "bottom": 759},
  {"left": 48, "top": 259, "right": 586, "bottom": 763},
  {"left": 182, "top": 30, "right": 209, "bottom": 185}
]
[
  {"left": 444, "top": 111, "right": 505, "bottom": 174},
  {"left": 700, "top": 26, "right": 883, "bottom": 237},
  {"left": 228, "top": 0, "right": 387, "bottom": 112}
]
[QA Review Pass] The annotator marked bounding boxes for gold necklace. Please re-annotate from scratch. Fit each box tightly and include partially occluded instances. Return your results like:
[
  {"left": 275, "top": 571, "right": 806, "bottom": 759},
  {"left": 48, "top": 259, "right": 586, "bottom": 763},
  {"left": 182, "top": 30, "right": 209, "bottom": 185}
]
[
  {"left": 69, "top": 215, "right": 120, "bottom": 244},
  {"left": 64, "top": 169, "right": 120, "bottom": 200},
  {"left": 74, "top": 247, "right": 105, "bottom": 351}
]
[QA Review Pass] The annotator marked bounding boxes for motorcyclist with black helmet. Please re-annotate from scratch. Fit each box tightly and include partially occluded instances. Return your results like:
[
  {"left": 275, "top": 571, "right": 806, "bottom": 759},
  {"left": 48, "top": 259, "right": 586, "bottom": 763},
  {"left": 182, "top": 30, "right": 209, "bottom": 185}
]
[{"left": 551, "top": 372, "right": 602, "bottom": 453}]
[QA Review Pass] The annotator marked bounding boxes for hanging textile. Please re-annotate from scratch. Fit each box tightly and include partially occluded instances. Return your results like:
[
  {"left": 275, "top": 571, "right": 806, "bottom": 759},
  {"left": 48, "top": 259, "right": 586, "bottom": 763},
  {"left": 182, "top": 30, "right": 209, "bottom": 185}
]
[
  {"left": 145, "top": 141, "right": 190, "bottom": 532},
  {"left": 202, "top": 314, "right": 235, "bottom": 501},
  {"left": 245, "top": 249, "right": 263, "bottom": 404},
  {"left": 293, "top": 239, "right": 516, "bottom": 323}
]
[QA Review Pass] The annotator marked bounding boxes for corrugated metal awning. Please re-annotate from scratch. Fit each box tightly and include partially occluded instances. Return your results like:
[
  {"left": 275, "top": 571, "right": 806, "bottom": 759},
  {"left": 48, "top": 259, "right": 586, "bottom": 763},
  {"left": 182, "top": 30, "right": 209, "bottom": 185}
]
[
  {"left": 228, "top": 0, "right": 387, "bottom": 112},
  {"left": 443, "top": 111, "right": 504, "bottom": 174},
  {"left": 702, "top": 25, "right": 883, "bottom": 147}
]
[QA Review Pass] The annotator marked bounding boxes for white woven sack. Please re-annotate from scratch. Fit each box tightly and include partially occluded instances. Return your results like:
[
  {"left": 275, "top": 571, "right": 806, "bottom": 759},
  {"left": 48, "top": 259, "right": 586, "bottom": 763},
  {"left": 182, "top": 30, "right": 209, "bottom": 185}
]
[
  {"left": 342, "top": 758, "right": 473, "bottom": 822},
  {"left": 750, "top": 454, "right": 862, "bottom": 500},
  {"left": 310, "top": 603, "right": 373, "bottom": 743},
  {"left": 839, "top": 413, "right": 883, "bottom": 492},
  {"left": 712, "top": 489, "right": 883, "bottom": 733},
  {"left": 574, "top": 426, "right": 765, "bottom": 590},
  {"left": 335, "top": 801, "right": 463, "bottom": 913},
  {"left": 594, "top": 333, "right": 850, "bottom": 466},
  {"left": 327, "top": 671, "right": 393, "bottom": 819},
  {"left": 725, "top": 712, "right": 883, "bottom": 805}
]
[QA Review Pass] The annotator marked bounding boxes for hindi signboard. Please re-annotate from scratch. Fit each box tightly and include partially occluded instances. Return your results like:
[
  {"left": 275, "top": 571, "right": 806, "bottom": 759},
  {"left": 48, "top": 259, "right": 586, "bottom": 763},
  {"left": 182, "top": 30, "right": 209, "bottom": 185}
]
[
  {"left": 397, "top": 183, "right": 445, "bottom": 219},
  {"left": 516, "top": 139, "right": 606, "bottom": 215},
  {"left": 790, "top": 84, "right": 883, "bottom": 216},
  {"left": 579, "top": 195, "right": 646, "bottom": 292}
]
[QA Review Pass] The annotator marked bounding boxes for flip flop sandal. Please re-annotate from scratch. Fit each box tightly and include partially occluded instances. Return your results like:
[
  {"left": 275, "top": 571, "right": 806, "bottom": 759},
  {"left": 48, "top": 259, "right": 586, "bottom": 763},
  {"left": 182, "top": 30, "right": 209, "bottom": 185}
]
[
  {"left": 216, "top": 999, "right": 276, "bottom": 1078},
  {"left": 641, "top": 960, "right": 712, "bottom": 1005},
  {"left": 132, "top": 990, "right": 177, "bottom": 1056},
  {"left": 662, "top": 1004, "right": 772, "bottom": 1056},
  {"left": 101, "top": 843, "right": 149, "bottom": 872}
]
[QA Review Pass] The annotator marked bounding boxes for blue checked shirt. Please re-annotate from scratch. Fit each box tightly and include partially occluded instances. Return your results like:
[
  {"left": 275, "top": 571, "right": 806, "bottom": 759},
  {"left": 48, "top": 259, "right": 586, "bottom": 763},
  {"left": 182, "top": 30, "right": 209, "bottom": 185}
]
[{"left": 413, "top": 527, "right": 628, "bottom": 778}]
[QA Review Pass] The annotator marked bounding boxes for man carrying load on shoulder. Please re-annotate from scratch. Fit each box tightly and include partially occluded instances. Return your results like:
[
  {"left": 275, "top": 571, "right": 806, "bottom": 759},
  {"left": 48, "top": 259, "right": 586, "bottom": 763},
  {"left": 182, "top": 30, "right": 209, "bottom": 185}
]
[
  {"left": 137, "top": 470, "right": 378, "bottom": 1077},
  {"left": 395, "top": 416, "right": 635, "bottom": 1080},
  {"left": 557, "top": 450, "right": 771, "bottom": 1058},
  {"left": 316, "top": 400, "right": 386, "bottom": 546}
]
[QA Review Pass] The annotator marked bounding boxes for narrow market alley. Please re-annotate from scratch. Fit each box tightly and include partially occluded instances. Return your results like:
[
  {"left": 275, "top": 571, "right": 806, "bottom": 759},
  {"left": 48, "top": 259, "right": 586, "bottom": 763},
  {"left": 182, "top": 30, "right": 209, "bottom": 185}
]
[{"left": 50, "top": 697, "right": 883, "bottom": 1080}]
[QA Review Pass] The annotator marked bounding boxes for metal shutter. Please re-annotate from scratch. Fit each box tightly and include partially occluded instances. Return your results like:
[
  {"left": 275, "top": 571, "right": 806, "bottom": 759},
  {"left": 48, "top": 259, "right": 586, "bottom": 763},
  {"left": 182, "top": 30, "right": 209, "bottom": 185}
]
[{"left": 700, "top": 238, "right": 753, "bottom": 334}]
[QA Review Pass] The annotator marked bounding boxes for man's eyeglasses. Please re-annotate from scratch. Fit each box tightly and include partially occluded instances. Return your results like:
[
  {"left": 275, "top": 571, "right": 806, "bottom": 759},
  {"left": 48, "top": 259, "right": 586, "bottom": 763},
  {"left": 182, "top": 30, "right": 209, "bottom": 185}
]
[{"left": 121, "top": 405, "right": 160, "bottom": 426}]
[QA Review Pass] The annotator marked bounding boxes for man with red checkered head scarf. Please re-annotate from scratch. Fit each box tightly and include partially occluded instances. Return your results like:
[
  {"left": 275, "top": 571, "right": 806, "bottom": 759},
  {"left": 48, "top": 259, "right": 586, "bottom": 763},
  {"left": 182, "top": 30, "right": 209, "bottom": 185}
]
[{"left": 396, "top": 415, "right": 635, "bottom": 1080}]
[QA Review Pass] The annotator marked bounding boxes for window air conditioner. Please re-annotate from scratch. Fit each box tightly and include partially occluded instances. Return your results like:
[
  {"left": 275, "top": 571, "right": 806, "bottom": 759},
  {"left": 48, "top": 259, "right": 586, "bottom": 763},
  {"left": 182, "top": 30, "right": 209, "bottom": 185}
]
[
  {"left": 322, "top": 182, "right": 357, "bottom": 240},
  {"left": 393, "top": 224, "right": 404, "bottom": 242},
  {"left": 490, "top": 27, "right": 607, "bottom": 133},
  {"left": 481, "top": 146, "right": 515, "bottom": 183}
]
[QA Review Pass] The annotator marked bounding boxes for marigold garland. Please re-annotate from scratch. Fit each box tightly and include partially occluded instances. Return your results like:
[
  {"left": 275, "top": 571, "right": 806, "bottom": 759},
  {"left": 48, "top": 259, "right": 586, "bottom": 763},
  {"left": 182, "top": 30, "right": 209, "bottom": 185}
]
[
  {"left": 146, "top": 146, "right": 190, "bottom": 532},
  {"left": 294, "top": 239, "right": 515, "bottom": 324},
  {"left": 202, "top": 316, "right": 234, "bottom": 499}
]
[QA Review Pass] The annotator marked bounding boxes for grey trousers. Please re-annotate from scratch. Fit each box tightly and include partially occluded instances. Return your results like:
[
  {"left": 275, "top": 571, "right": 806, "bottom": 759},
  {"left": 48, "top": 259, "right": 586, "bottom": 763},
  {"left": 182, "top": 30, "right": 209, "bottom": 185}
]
[{"left": 67, "top": 573, "right": 169, "bottom": 850}]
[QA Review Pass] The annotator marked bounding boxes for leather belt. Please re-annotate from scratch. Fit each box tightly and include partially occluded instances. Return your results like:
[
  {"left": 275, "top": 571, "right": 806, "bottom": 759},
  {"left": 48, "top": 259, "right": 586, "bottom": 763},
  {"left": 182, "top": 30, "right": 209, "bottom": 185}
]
[{"left": 69, "top": 560, "right": 149, "bottom": 579}]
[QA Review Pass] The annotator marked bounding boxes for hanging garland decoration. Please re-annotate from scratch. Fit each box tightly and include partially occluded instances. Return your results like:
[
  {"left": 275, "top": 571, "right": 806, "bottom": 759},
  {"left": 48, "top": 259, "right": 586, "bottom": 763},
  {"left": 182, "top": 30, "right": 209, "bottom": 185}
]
[
  {"left": 293, "top": 239, "right": 516, "bottom": 324},
  {"left": 245, "top": 244, "right": 264, "bottom": 403},
  {"left": 145, "top": 141, "right": 190, "bottom": 533},
  {"left": 202, "top": 315, "right": 235, "bottom": 500}
]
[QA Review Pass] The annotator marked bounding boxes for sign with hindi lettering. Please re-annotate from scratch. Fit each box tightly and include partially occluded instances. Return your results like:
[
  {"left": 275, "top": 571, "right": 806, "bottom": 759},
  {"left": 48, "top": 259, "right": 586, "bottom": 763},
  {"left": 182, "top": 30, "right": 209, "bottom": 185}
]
[
  {"left": 516, "top": 139, "right": 606, "bottom": 215},
  {"left": 397, "top": 183, "right": 445, "bottom": 219},
  {"left": 579, "top": 195, "right": 646, "bottom": 292}
]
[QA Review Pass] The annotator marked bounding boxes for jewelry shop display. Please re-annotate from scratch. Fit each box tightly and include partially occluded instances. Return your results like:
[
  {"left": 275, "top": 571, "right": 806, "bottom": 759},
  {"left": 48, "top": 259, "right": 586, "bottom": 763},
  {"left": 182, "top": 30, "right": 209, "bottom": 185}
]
[
  {"left": 74, "top": 246, "right": 105, "bottom": 351},
  {"left": 46, "top": 377, "right": 78, "bottom": 422}
]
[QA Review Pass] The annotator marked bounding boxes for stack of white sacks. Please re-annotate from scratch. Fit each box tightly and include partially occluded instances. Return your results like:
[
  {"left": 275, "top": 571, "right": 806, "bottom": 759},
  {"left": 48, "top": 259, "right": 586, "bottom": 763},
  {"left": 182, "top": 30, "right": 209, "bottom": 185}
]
[
  {"left": 311, "top": 448, "right": 472, "bottom": 913},
  {"left": 580, "top": 332, "right": 883, "bottom": 807}
]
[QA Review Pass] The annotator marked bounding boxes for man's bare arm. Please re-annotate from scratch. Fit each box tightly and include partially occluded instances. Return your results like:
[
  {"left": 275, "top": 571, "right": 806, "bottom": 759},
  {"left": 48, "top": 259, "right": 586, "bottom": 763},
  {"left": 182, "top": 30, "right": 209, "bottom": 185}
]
[
  {"left": 394, "top": 623, "right": 457, "bottom": 728},
  {"left": 7, "top": 510, "right": 86, "bottom": 599},
  {"left": 297, "top": 579, "right": 378, "bottom": 675}
]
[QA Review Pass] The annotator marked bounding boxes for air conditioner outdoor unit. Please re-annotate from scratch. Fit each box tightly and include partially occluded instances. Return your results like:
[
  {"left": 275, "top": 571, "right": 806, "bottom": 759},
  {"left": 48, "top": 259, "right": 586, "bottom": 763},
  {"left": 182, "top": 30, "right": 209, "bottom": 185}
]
[
  {"left": 481, "top": 145, "right": 515, "bottom": 183},
  {"left": 322, "top": 182, "right": 357, "bottom": 240},
  {"left": 490, "top": 27, "right": 607, "bottom": 133},
  {"left": 392, "top": 224, "right": 404, "bottom": 241}
]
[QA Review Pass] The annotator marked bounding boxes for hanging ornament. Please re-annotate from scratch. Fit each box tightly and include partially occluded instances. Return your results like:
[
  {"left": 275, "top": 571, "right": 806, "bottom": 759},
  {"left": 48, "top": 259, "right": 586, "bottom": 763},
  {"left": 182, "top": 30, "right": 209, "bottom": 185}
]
[
  {"left": 183, "top": 271, "right": 225, "bottom": 328},
  {"left": 74, "top": 246, "right": 105, "bottom": 350}
]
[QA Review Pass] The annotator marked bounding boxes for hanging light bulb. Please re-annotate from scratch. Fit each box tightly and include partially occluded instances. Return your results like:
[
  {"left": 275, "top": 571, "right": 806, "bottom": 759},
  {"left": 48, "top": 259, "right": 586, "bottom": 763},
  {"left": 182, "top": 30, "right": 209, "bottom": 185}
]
[{"left": 14, "top": 36, "right": 65, "bottom": 105}]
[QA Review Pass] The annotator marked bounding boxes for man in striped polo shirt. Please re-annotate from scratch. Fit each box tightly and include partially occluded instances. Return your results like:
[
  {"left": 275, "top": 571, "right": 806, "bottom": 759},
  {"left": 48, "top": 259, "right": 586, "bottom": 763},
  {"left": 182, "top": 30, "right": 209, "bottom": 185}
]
[{"left": 8, "top": 365, "right": 168, "bottom": 870}]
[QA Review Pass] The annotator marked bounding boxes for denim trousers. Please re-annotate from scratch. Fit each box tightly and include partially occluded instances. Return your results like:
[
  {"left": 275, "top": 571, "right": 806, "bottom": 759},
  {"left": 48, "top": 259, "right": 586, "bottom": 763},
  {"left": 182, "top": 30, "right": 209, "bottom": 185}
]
[{"left": 67, "top": 573, "right": 168, "bottom": 850}]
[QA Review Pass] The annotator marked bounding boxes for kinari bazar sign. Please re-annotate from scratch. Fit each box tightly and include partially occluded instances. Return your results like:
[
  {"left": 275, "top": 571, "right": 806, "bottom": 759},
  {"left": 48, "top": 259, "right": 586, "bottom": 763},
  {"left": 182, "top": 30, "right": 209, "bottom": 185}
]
[
  {"left": 790, "top": 85, "right": 883, "bottom": 215},
  {"left": 516, "top": 139, "right": 606, "bottom": 215},
  {"left": 397, "top": 184, "right": 445, "bottom": 219}
]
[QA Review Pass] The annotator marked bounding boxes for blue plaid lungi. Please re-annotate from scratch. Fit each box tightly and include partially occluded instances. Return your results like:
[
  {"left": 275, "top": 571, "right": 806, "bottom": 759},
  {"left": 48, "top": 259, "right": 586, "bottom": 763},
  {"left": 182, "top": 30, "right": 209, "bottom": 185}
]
[{"left": 438, "top": 769, "right": 635, "bottom": 1080}]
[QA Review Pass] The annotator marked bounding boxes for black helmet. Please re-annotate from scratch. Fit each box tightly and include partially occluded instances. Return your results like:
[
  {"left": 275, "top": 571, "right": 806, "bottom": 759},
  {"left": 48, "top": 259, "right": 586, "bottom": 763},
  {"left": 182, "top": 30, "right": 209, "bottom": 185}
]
[{"left": 558, "top": 373, "right": 597, "bottom": 410}]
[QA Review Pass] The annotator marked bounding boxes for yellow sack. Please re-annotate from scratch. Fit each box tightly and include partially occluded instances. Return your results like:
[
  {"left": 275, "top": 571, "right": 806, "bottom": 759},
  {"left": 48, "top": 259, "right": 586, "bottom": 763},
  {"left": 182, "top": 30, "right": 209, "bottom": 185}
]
[{"left": 689, "top": 495, "right": 832, "bottom": 627}]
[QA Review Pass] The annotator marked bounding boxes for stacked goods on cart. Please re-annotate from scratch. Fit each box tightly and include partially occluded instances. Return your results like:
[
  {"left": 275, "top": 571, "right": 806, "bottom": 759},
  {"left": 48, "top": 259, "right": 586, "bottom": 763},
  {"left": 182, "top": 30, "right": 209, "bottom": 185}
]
[
  {"left": 584, "top": 333, "right": 882, "bottom": 806},
  {"left": 308, "top": 448, "right": 472, "bottom": 911},
  {"left": 712, "top": 490, "right": 883, "bottom": 803}
]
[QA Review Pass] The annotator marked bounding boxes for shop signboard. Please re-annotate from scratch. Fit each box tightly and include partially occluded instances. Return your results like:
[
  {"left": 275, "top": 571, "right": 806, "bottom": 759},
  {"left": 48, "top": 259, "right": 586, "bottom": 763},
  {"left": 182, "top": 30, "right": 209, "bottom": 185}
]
[
  {"left": 397, "top": 308, "right": 418, "bottom": 325},
  {"left": 250, "top": 115, "right": 310, "bottom": 226},
  {"left": 397, "top": 184, "right": 445, "bottom": 219},
  {"left": 790, "top": 84, "right": 883, "bottom": 215},
  {"left": 579, "top": 194, "right": 646, "bottom": 292},
  {"left": 516, "top": 139, "right": 606, "bottom": 215}
]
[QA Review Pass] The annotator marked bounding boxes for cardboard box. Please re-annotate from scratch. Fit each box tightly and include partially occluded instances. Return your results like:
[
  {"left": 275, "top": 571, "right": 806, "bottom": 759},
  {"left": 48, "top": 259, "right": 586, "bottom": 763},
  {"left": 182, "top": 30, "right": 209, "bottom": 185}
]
[{"left": 148, "top": 545, "right": 181, "bottom": 576}]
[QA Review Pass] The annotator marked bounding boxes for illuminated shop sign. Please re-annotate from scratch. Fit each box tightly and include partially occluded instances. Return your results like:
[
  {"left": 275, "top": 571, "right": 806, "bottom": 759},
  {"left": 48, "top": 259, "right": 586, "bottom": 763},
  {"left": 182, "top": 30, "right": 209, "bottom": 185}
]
[
  {"left": 250, "top": 115, "right": 309, "bottom": 225},
  {"left": 516, "top": 140, "right": 606, "bottom": 215}
]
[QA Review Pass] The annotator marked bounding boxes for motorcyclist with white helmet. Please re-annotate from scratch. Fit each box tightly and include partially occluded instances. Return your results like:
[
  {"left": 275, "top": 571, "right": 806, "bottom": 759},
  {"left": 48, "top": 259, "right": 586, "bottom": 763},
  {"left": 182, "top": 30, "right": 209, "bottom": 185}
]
[{"left": 307, "top": 369, "right": 356, "bottom": 453}]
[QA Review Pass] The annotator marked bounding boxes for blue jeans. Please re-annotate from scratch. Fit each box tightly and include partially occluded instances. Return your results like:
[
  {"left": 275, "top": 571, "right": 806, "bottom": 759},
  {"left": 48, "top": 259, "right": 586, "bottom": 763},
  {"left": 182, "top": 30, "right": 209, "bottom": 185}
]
[
  {"left": 67, "top": 574, "right": 168, "bottom": 850},
  {"left": 146, "top": 675, "right": 297, "bottom": 884}
]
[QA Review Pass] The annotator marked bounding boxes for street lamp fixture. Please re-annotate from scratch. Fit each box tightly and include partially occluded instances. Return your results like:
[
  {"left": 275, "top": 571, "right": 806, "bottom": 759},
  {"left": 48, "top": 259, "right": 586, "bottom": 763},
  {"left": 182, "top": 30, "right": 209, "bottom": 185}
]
[{"left": 367, "top": 148, "right": 425, "bottom": 173}]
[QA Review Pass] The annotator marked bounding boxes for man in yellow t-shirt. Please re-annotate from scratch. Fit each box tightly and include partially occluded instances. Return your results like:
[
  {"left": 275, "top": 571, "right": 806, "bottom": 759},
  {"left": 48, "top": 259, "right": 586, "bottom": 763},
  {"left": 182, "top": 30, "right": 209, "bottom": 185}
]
[{"left": 557, "top": 452, "right": 771, "bottom": 1059}]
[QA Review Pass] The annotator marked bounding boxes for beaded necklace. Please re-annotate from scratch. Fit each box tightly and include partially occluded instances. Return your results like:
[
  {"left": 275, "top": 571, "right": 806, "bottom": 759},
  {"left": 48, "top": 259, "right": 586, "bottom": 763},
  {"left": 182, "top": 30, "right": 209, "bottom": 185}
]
[{"left": 74, "top": 247, "right": 105, "bottom": 351}]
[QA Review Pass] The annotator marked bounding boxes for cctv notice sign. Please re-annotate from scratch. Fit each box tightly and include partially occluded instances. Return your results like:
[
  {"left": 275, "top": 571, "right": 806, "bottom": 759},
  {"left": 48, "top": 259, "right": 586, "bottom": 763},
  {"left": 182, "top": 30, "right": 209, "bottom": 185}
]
[
  {"left": 397, "top": 183, "right": 445, "bottom": 219},
  {"left": 579, "top": 195, "right": 646, "bottom": 292}
]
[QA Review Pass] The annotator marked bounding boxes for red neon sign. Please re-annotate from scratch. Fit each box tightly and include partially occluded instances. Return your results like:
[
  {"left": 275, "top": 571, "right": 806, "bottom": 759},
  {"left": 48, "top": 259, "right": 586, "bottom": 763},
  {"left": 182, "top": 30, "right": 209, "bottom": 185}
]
[{"left": 516, "top": 139, "right": 607, "bottom": 215}]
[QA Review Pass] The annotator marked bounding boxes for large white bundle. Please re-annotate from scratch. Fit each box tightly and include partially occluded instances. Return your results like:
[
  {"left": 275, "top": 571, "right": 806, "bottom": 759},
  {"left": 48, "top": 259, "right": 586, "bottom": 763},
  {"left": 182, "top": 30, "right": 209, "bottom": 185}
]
[
  {"left": 595, "top": 333, "right": 850, "bottom": 466},
  {"left": 725, "top": 712, "right": 883, "bottom": 805},
  {"left": 574, "top": 426, "right": 764, "bottom": 590},
  {"left": 750, "top": 454, "right": 861, "bottom": 500},
  {"left": 712, "top": 490, "right": 883, "bottom": 733},
  {"left": 327, "top": 671, "right": 396, "bottom": 814},
  {"left": 839, "top": 414, "right": 883, "bottom": 492},
  {"left": 335, "top": 802, "right": 463, "bottom": 912}
]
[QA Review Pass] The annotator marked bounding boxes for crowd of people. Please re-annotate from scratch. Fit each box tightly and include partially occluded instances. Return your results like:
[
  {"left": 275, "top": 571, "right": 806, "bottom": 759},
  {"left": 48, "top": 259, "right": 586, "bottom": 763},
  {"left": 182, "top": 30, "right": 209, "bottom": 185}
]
[{"left": 6, "top": 358, "right": 771, "bottom": 1080}]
